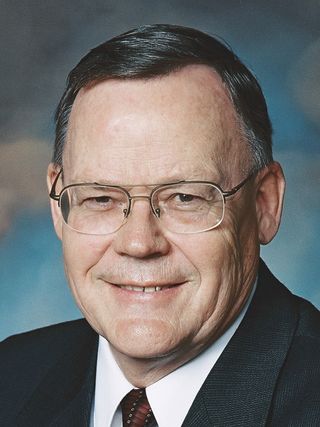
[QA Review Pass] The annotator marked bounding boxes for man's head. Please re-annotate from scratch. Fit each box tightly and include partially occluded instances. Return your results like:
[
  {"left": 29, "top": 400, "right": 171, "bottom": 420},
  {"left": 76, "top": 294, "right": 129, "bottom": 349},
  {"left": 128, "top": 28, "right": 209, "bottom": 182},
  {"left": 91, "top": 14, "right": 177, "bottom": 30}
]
[{"left": 48, "top": 24, "right": 285, "bottom": 384}]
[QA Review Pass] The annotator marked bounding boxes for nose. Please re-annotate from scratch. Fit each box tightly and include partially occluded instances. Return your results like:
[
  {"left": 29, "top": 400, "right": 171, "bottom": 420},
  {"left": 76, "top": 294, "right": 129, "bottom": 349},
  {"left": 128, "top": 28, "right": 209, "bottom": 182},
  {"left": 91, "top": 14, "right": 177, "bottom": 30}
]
[{"left": 112, "top": 197, "right": 170, "bottom": 259}]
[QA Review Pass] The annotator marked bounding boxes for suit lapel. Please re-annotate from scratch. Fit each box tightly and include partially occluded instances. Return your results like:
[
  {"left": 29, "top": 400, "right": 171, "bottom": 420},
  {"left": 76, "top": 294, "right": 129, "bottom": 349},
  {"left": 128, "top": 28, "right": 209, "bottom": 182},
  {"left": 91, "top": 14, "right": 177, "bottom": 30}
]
[
  {"left": 16, "top": 323, "right": 98, "bottom": 427},
  {"left": 183, "top": 260, "right": 299, "bottom": 427}
]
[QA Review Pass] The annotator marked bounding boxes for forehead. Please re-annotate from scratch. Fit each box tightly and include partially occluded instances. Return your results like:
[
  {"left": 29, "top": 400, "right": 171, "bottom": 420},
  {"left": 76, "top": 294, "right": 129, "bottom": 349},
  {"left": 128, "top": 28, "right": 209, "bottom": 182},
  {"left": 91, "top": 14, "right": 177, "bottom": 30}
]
[{"left": 64, "top": 65, "right": 246, "bottom": 184}]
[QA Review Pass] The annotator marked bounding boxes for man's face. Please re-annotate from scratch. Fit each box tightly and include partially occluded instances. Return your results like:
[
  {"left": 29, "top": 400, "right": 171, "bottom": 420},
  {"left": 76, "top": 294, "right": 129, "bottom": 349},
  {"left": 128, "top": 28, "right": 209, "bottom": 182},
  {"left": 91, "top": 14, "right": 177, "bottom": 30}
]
[{"left": 49, "top": 66, "right": 262, "bottom": 367}]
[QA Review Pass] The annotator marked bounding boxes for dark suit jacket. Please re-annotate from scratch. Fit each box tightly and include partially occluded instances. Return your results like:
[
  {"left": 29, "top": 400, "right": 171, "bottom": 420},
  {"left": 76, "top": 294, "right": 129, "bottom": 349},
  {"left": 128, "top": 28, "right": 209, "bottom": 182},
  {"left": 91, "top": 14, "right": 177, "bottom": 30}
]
[{"left": 1, "top": 260, "right": 320, "bottom": 426}]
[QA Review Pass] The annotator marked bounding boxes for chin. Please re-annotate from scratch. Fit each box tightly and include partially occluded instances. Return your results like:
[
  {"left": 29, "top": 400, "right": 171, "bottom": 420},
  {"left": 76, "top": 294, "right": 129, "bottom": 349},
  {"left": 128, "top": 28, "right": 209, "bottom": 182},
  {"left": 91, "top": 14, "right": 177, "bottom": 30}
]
[{"left": 107, "top": 318, "right": 181, "bottom": 360}]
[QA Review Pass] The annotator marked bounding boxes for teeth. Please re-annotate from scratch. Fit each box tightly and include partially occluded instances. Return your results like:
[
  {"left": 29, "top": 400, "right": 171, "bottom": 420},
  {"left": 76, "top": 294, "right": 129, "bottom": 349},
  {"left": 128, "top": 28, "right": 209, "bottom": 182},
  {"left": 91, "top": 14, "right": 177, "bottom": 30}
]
[
  {"left": 119, "top": 285, "right": 169, "bottom": 292},
  {"left": 144, "top": 287, "right": 155, "bottom": 293}
]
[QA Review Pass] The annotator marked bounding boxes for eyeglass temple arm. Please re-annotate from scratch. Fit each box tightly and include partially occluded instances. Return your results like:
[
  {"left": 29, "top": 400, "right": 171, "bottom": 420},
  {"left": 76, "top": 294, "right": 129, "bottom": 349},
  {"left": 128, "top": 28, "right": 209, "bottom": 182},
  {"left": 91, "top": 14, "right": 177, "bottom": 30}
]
[
  {"left": 222, "top": 172, "right": 255, "bottom": 198},
  {"left": 49, "top": 169, "right": 63, "bottom": 201}
]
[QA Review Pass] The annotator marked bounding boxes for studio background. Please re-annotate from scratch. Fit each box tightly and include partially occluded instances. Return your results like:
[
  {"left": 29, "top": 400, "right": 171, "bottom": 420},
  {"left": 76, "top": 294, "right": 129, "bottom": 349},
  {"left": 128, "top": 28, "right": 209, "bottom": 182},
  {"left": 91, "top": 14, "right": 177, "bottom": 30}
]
[{"left": 1, "top": 1, "right": 319, "bottom": 340}]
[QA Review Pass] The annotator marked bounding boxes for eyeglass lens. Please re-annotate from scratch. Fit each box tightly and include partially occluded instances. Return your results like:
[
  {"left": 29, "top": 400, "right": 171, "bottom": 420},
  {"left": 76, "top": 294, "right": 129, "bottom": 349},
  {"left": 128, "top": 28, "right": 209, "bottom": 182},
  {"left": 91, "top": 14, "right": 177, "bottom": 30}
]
[{"left": 59, "top": 182, "right": 225, "bottom": 235}]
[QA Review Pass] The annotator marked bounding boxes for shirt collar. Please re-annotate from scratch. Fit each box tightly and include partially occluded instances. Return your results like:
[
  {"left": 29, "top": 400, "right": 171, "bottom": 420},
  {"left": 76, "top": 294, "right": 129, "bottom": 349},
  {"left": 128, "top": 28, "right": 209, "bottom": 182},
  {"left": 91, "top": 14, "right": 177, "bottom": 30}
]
[
  {"left": 93, "top": 337, "right": 133, "bottom": 427},
  {"left": 93, "top": 280, "right": 256, "bottom": 427}
]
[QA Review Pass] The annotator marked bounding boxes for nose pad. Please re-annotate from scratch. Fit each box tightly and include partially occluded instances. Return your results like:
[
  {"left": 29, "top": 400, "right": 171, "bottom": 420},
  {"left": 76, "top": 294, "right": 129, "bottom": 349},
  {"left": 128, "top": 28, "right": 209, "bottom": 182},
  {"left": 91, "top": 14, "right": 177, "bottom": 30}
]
[
  {"left": 120, "top": 195, "right": 161, "bottom": 229},
  {"left": 126, "top": 195, "right": 155, "bottom": 217},
  {"left": 120, "top": 196, "right": 156, "bottom": 231}
]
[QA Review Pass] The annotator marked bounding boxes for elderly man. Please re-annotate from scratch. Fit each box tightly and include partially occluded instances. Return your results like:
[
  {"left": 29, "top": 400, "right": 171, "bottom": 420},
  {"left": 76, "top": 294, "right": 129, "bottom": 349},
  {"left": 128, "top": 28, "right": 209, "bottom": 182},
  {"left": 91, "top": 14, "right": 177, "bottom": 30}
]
[{"left": 1, "top": 24, "right": 320, "bottom": 427}]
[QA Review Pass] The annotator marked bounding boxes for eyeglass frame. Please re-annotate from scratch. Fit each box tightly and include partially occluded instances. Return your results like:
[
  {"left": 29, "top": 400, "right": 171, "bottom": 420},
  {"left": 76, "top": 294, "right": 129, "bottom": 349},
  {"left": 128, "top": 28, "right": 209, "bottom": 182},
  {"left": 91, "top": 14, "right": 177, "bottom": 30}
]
[{"left": 49, "top": 169, "right": 255, "bottom": 234}]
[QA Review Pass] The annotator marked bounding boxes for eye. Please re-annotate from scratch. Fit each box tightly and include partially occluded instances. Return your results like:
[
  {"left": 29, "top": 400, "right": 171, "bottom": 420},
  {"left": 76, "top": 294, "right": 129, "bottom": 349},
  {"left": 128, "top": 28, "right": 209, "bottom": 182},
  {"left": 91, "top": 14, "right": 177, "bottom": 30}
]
[
  {"left": 90, "top": 196, "right": 111, "bottom": 204},
  {"left": 168, "top": 192, "right": 204, "bottom": 210},
  {"left": 157, "top": 187, "right": 207, "bottom": 208},
  {"left": 175, "top": 193, "right": 198, "bottom": 203},
  {"left": 83, "top": 195, "right": 113, "bottom": 209},
  {"left": 175, "top": 193, "right": 197, "bottom": 203}
]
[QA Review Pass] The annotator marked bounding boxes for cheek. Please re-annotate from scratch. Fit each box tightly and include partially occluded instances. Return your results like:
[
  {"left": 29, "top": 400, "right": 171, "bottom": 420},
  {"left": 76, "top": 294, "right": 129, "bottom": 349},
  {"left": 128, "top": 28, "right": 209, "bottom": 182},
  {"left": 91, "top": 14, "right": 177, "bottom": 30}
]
[
  {"left": 221, "top": 199, "right": 257, "bottom": 251},
  {"left": 214, "top": 205, "right": 260, "bottom": 305},
  {"left": 62, "top": 231, "right": 111, "bottom": 282},
  {"left": 173, "top": 230, "right": 241, "bottom": 315},
  {"left": 61, "top": 232, "right": 117, "bottom": 331},
  {"left": 177, "top": 220, "right": 249, "bottom": 306},
  {"left": 165, "top": 231, "right": 245, "bottom": 350},
  {"left": 179, "top": 229, "right": 238, "bottom": 278}
]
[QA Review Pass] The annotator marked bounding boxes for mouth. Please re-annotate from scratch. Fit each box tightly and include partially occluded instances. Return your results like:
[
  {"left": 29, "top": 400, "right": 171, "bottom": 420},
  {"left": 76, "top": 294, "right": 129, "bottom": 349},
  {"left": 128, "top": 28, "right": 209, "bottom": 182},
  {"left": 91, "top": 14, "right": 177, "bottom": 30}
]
[
  {"left": 108, "top": 282, "right": 183, "bottom": 293},
  {"left": 118, "top": 284, "right": 175, "bottom": 293}
]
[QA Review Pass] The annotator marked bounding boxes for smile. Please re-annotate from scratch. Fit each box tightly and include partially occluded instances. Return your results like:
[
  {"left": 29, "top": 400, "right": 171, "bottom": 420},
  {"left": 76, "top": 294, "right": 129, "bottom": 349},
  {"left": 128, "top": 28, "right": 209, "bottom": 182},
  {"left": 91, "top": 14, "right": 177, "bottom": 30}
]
[{"left": 118, "top": 285, "right": 172, "bottom": 292}]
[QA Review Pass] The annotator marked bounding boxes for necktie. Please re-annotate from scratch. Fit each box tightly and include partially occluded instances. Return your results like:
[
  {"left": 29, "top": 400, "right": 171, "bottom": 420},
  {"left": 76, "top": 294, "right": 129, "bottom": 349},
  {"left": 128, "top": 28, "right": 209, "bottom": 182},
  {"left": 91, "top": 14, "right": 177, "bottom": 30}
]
[{"left": 121, "top": 388, "right": 155, "bottom": 426}]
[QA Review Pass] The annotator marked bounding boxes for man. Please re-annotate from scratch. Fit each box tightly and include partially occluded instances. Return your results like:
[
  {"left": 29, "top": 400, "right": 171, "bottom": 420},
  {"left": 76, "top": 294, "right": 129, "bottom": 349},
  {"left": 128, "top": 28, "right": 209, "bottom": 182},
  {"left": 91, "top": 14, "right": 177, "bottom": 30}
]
[{"left": 1, "top": 24, "right": 319, "bottom": 427}]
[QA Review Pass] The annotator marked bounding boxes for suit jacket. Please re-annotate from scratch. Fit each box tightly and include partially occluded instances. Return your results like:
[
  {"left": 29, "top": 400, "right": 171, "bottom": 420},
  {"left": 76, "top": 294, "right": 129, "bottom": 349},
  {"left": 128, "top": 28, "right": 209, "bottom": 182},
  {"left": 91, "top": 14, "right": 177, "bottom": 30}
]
[{"left": 1, "top": 260, "right": 320, "bottom": 426}]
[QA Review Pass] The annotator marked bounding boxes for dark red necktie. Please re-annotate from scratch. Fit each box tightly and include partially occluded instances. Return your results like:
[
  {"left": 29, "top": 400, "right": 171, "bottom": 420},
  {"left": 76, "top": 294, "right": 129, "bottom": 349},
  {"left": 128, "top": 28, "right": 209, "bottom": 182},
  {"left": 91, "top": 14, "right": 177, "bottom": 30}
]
[{"left": 121, "top": 388, "right": 155, "bottom": 426}]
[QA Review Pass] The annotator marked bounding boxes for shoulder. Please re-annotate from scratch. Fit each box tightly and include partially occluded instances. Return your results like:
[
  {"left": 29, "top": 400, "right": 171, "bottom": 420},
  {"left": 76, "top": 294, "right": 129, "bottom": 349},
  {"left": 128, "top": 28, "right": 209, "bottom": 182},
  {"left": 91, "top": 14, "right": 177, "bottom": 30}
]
[
  {"left": 259, "top": 259, "right": 320, "bottom": 361},
  {"left": 0, "top": 318, "right": 95, "bottom": 364},
  {"left": 285, "top": 293, "right": 320, "bottom": 370},
  {"left": 295, "top": 296, "right": 320, "bottom": 338},
  {"left": 0, "top": 319, "right": 97, "bottom": 421},
  {"left": 282, "top": 292, "right": 320, "bottom": 368},
  {"left": 259, "top": 264, "right": 320, "bottom": 424},
  {"left": 258, "top": 259, "right": 320, "bottom": 335},
  {"left": 268, "top": 300, "right": 320, "bottom": 424}
]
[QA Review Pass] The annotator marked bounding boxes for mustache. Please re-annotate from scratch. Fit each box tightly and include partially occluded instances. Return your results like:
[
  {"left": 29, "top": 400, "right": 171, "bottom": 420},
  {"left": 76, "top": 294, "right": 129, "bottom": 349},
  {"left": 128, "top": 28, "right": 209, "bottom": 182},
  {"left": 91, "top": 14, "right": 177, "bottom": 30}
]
[{"left": 97, "top": 259, "right": 192, "bottom": 285}]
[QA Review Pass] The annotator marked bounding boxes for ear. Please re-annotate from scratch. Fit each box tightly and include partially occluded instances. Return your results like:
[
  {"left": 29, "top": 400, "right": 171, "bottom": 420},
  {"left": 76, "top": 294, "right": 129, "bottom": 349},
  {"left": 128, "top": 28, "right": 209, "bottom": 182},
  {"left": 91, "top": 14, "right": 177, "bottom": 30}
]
[
  {"left": 47, "top": 163, "right": 63, "bottom": 240},
  {"left": 255, "top": 162, "right": 285, "bottom": 245}
]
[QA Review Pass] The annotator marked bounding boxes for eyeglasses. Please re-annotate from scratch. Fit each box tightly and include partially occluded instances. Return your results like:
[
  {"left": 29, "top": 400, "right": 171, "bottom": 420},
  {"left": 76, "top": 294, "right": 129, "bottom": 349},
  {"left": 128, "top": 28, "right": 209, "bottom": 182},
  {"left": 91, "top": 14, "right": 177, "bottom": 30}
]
[{"left": 49, "top": 170, "right": 254, "bottom": 235}]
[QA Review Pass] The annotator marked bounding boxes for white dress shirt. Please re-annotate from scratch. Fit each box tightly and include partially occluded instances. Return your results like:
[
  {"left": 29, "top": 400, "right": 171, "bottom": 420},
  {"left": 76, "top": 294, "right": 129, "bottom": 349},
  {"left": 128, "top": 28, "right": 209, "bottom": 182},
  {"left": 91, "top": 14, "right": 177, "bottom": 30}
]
[{"left": 92, "top": 282, "right": 256, "bottom": 427}]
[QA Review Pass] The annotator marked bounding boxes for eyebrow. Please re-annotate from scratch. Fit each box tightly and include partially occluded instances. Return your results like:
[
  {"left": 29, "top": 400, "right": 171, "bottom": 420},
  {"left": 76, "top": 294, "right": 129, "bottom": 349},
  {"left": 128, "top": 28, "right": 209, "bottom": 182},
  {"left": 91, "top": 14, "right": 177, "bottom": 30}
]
[{"left": 62, "top": 169, "right": 222, "bottom": 188}]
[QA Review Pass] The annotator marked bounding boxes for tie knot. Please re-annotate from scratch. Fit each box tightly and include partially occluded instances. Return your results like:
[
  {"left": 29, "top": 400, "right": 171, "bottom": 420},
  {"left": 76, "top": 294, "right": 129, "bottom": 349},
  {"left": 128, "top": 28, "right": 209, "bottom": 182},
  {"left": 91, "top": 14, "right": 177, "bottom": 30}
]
[{"left": 121, "top": 388, "right": 155, "bottom": 426}]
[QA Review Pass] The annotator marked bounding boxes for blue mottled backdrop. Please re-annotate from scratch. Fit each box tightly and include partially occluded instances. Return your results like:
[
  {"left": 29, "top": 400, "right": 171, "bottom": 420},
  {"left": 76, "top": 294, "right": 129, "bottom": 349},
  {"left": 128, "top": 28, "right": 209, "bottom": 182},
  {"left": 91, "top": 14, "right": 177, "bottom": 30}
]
[{"left": 1, "top": 0, "right": 319, "bottom": 340}]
